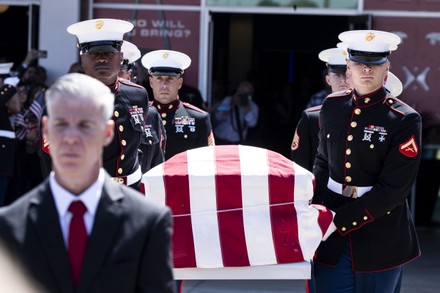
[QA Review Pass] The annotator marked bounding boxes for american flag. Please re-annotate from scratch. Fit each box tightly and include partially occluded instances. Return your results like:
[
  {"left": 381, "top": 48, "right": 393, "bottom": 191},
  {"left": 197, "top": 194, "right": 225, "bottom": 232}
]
[
  {"left": 142, "top": 145, "right": 333, "bottom": 269},
  {"left": 28, "top": 91, "right": 45, "bottom": 121}
]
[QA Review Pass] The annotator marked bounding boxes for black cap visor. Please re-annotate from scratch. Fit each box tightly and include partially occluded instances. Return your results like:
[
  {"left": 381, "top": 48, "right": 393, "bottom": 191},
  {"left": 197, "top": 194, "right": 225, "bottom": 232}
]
[
  {"left": 79, "top": 41, "right": 123, "bottom": 54},
  {"left": 328, "top": 65, "right": 347, "bottom": 74},
  {"left": 149, "top": 67, "right": 183, "bottom": 77},
  {"left": 348, "top": 49, "right": 389, "bottom": 65}
]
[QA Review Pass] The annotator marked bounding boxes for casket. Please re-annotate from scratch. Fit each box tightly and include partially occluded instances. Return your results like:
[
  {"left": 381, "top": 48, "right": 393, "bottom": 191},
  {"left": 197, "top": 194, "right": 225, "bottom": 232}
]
[{"left": 142, "top": 145, "right": 333, "bottom": 279}]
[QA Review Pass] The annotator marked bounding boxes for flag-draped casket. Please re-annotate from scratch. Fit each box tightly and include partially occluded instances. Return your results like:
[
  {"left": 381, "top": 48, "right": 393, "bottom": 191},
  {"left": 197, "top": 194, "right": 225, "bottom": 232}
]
[{"left": 142, "top": 145, "right": 333, "bottom": 272}]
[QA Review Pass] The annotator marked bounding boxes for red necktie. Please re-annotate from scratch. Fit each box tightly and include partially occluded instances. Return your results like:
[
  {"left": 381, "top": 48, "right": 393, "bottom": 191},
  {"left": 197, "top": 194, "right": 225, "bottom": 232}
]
[{"left": 68, "top": 200, "right": 88, "bottom": 285}]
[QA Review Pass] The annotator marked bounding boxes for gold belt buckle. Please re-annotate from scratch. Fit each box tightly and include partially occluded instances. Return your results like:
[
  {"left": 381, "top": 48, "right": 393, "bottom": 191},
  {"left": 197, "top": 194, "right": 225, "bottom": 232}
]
[{"left": 342, "top": 185, "right": 358, "bottom": 198}]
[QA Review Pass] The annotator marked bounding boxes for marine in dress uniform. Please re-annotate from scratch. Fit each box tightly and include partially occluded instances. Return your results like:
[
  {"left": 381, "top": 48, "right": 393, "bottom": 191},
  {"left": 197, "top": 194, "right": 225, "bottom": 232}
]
[
  {"left": 141, "top": 50, "right": 214, "bottom": 160},
  {"left": 311, "top": 30, "right": 421, "bottom": 292},
  {"left": 118, "top": 41, "right": 166, "bottom": 173},
  {"left": 62, "top": 19, "right": 149, "bottom": 190},
  {"left": 291, "top": 47, "right": 349, "bottom": 171}
]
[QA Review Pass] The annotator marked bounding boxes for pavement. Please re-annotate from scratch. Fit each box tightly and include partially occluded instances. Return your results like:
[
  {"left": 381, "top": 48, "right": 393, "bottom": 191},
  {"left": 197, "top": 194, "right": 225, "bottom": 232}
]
[{"left": 182, "top": 198, "right": 440, "bottom": 292}]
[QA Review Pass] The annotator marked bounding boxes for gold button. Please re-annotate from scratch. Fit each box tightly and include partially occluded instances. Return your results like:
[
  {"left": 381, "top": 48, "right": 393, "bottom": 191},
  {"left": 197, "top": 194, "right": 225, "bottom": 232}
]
[
  {"left": 114, "top": 111, "right": 119, "bottom": 117},
  {"left": 119, "top": 125, "right": 124, "bottom": 132},
  {"left": 387, "top": 211, "right": 391, "bottom": 214},
  {"left": 157, "top": 105, "right": 162, "bottom": 110},
  {"left": 341, "top": 227, "right": 346, "bottom": 232},
  {"left": 168, "top": 104, "right": 173, "bottom": 110},
  {"left": 355, "top": 108, "right": 361, "bottom": 115},
  {"left": 1, "top": 144, "right": 5, "bottom": 148},
  {"left": 118, "top": 168, "right": 123, "bottom": 174},
  {"left": 327, "top": 134, "right": 330, "bottom": 139},
  {"left": 345, "top": 162, "right": 351, "bottom": 168},
  {"left": 352, "top": 222, "right": 357, "bottom": 226},
  {"left": 364, "top": 98, "right": 370, "bottom": 103},
  {"left": 149, "top": 140, "right": 152, "bottom": 145},
  {"left": 120, "top": 154, "right": 125, "bottom": 160},
  {"left": 122, "top": 140, "right": 126, "bottom": 146},
  {"left": 350, "top": 121, "right": 357, "bottom": 128},
  {"left": 184, "top": 134, "right": 188, "bottom": 139},
  {"left": 162, "top": 120, "right": 167, "bottom": 126},
  {"left": 161, "top": 113, "right": 167, "bottom": 118},
  {"left": 388, "top": 99, "right": 393, "bottom": 104},
  {"left": 347, "top": 135, "right": 353, "bottom": 141},
  {"left": 345, "top": 176, "right": 352, "bottom": 183},
  {"left": 370, "top": 144, "right": 375, "bottom": 149},
  {"left": 363, "top": 216, "right": 368, "bottom": 221},
  {"left": 346, "top": 149, "right": 351, "bottom": 155}
]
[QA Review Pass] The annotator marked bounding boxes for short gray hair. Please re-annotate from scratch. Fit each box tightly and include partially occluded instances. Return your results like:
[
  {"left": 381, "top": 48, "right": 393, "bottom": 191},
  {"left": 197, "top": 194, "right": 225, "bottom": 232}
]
[{"left": 45, "top": 73, "right": 114, "bottom": 121}]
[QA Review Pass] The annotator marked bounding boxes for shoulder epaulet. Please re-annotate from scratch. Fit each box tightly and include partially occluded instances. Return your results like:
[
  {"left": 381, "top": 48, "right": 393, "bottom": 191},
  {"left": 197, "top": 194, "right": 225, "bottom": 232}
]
[
  {"left": 182, "top": 102, "right": 207, "bottom": 113},
  {"left": 327, "top": 88, "right": 353, "bottom": 98},
  {"left": 119, "top": 78, "right": 145, "bottom": 90},
  {"left": 385, "top": 97, "right": 418, "bottom": 116}
]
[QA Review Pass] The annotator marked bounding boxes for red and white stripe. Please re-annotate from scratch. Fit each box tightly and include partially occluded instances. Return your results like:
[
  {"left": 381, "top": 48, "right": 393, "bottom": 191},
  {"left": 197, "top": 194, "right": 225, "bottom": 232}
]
[{"left": 143, "top": 145, "right": 333, "bottom": 269}]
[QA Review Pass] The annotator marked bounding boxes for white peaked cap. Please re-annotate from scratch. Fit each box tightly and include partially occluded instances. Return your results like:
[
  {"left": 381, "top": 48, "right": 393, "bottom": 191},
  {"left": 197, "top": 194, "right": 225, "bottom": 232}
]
[
  {"left": 318, "top": 48, "right": 347, "bottom": 66},
  {"left": 121, "top": 41, "right": 141, "bottom": 64},
  {"left": 384, "top": 71, "right": 403, "bottom": 98},
  {"left": 67, "top": 18, "right": 134, "bottom": 44},
  {"left": 141, "top": 50, "right": 191, "bottom": 76},
  {"left": 338, "top": 30, "right": 401, "bottom": 53}
]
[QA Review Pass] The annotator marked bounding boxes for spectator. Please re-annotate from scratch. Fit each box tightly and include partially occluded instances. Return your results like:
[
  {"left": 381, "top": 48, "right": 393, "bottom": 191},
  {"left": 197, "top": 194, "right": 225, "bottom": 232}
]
[{"left": 211, "top": 80, "right": 259, "bottom": 145}]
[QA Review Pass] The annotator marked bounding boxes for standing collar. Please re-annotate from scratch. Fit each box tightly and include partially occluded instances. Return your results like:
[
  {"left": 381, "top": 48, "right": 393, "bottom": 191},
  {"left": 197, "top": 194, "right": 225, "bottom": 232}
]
[
  {"left": 107, "top": 79, "right": 120, "bottom": 94},
  {"left": 153, "top": 97, "right": 181, "bottom": 114},
  {"left": 353, "top": 87, "right": 387, "bottom": 107}
]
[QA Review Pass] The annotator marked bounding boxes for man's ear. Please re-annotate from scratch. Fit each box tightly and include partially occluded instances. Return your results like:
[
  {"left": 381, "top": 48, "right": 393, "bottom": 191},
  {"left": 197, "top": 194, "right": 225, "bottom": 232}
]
[
  {"left": 346, "top": 60, "right": 351, "bottom": 72},
  {"left": 103, "top": 119, "right": 115, "bottom": 147},
  {"left": 325, "top": 74, "right": 332, "bottom": 87}
]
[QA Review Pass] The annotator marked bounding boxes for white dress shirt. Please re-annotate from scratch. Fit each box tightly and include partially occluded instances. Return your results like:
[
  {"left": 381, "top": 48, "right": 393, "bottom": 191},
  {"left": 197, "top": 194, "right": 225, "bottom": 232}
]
[{"left": 50, "top": 169, "right": 105, "bottom": 246}]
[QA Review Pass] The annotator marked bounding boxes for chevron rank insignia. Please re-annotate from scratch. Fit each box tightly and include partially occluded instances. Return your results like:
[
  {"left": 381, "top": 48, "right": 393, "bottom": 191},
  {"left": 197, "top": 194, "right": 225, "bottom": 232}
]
[
  {"left": 291, "top": 128, "right": 300, "bottom": 151},
  {"left": 399, "top": 135, "right": 418, "bottom": 158}
]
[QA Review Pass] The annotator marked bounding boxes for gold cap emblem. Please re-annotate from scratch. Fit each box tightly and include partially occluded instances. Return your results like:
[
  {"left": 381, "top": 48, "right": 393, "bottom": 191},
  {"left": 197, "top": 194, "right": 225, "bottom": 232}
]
[
  {"left": 95, "top": 20, "right": 104, "bottom": 30},
  {"left": 162, "top": 52, "right": 169, "bottom": 59},
  {"left": 365, "top": 32, "right": 375, "bottom": 42}
]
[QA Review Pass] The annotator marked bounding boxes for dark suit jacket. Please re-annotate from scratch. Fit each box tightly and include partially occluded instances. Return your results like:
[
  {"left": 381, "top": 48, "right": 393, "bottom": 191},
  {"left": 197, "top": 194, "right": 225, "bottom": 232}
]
[{"left": 0, "top": 173, "right": 175, "bottom": 293}]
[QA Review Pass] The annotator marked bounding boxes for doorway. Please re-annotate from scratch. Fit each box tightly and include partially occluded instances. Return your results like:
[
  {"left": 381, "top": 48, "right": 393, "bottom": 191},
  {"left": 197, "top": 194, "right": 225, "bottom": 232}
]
[{"left": 210, "top": 13, "right": 368, "bottom": 157}]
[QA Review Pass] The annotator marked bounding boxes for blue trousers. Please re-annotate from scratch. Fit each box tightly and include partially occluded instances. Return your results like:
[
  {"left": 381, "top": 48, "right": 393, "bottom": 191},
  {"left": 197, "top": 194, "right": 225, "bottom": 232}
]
[{"left": 308, "top": 245, "right": 403, "bottom": 293}]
